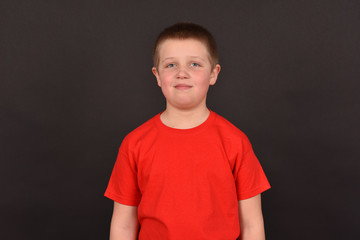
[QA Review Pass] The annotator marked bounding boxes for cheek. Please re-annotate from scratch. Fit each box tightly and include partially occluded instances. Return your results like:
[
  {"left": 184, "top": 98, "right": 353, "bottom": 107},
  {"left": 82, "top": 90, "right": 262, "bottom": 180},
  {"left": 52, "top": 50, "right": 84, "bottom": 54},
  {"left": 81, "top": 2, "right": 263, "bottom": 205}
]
[
  {"left": 158, "top": 72, "right": 172, "bottom": 86},
  {"left": 197, "top": 73, "right": 212, "bottom": 94},
  {"left": 195, "top": 72, "right": 212, "bottom": 85}
]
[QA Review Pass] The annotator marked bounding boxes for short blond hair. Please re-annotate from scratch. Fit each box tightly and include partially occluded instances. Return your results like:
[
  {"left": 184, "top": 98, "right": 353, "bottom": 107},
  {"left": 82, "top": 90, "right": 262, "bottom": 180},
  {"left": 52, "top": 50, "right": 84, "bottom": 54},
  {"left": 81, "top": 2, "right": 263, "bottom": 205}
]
[{"left": 153, "top": 22, "right": 218, "bottom": 69}]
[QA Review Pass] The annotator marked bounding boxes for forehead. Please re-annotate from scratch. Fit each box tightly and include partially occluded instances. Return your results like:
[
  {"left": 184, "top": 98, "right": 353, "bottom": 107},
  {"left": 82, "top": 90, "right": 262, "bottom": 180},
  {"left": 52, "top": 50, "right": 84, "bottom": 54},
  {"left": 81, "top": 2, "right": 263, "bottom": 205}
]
[{"left": 157, "top": 38, "right": 210, "bottom": 60}]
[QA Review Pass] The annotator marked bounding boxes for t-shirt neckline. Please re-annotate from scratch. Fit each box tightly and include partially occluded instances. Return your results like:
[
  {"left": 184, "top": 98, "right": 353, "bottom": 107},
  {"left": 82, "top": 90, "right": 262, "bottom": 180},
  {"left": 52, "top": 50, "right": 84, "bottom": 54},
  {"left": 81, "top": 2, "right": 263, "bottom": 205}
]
[{"left": 154, "top": 109, "right": 215, "bottom": 134}]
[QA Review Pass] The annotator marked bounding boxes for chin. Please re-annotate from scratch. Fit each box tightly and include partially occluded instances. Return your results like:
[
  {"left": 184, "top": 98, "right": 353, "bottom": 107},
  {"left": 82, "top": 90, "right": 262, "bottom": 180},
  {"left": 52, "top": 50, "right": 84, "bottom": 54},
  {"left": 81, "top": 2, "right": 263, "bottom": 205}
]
[{"left": 172, "top": 101, "right": 201, "bottom": 110}]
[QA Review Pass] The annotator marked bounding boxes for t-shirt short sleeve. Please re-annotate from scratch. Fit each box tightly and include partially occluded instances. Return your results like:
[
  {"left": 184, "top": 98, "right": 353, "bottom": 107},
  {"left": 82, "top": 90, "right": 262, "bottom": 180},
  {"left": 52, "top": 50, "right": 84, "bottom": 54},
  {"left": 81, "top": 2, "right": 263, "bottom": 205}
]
[
  {"left": 233, "top": 138, "right": 271, "bottom": 200},
  {"left": 104, "top": 139, "right": 141, "bottom": 206}
]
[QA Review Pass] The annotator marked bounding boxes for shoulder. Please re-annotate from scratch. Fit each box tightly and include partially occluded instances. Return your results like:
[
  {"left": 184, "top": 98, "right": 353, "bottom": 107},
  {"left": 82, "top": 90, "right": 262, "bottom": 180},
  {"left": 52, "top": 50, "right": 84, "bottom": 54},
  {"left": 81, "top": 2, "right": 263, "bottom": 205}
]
[
  {"left": 212, "top": 111, "right": 253, "bottom": 150},
  {"left": 120, "top": 113, "right": 160, "bottom": 151},
  {"left": 213, "top": 112, "right": 249, "bottom": 140}
]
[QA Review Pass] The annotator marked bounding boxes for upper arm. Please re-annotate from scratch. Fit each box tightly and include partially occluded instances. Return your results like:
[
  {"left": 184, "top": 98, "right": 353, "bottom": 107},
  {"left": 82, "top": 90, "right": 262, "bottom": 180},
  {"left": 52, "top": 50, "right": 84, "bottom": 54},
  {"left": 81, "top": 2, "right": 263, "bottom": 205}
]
[
  {"left": 110, "top": 201, "right": 139, "bottom": 240},
  {"left": 238, "top": 194, "right": 264, "bottom": 229}
]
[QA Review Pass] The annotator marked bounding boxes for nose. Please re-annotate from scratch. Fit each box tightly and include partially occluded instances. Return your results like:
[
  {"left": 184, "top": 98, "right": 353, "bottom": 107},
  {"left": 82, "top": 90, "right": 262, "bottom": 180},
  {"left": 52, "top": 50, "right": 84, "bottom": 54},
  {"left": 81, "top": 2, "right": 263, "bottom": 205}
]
[{"left": 176, "top": 65, "right": 190, "bottom": 79}]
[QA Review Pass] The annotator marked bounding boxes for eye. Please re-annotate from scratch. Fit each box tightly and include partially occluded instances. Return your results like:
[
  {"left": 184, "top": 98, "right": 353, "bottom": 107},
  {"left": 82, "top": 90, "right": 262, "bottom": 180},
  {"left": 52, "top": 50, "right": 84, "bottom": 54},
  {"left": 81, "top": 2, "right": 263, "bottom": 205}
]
[
  {"left": 166, "top": 63, "right": 175, "bottom": 68},
  {"left": 190, "top": 62, "right": 200, "bottom": 67}
]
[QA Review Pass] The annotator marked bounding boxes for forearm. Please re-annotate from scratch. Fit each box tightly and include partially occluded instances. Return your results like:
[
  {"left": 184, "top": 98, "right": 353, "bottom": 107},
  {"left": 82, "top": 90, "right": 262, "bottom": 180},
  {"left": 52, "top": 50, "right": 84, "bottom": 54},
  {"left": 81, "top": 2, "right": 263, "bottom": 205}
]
[
  {"left": 239, "top": 221, "right": 265, "bottom": 240},
  {"left": 110, "top": 222, "right": 139, "bottom": 240}
]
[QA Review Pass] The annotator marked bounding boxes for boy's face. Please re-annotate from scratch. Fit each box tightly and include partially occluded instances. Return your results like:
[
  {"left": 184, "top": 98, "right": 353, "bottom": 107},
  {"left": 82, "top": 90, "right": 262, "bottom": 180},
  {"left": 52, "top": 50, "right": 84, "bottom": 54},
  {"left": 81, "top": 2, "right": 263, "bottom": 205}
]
[{"left": 152, "top": 38, "right": 220, "bottom": 110}]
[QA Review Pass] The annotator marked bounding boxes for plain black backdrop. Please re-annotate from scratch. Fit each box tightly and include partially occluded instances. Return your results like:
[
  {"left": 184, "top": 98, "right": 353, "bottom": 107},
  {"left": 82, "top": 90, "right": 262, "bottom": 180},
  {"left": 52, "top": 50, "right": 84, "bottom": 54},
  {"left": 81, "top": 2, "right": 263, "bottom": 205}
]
[{"left": 1, "top": 0, "right": 359, "bottom": 239}]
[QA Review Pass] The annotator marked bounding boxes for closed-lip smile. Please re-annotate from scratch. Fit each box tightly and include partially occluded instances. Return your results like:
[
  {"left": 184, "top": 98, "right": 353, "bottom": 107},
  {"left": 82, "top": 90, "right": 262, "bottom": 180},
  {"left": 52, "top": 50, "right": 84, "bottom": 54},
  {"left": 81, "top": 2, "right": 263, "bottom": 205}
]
[{"left": 175, "top": 84, "right": 192, "bottom": 90}]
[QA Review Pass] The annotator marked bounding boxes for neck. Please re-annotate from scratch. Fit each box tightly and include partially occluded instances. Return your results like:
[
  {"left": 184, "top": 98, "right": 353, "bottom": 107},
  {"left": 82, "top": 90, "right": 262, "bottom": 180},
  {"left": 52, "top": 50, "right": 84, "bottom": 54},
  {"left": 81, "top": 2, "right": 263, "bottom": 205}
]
[{"left": 160, "top": 104, "right": 210, "bottom": 129}]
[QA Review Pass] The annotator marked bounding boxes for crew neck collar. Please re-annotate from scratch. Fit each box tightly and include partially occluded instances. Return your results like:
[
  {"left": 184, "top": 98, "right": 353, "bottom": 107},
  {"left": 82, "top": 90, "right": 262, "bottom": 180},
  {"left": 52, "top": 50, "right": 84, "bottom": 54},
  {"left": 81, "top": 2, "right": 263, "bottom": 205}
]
[{"left": 154, "top": 109, "right": 215, "bottom": 134}]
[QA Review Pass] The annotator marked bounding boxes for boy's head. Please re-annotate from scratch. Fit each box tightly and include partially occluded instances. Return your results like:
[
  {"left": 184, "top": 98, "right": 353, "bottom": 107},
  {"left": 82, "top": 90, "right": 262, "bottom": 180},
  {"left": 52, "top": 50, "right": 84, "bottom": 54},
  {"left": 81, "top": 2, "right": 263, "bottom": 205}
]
[
  {"left": 151, "top": 22, "right": 221, "bottom": 111},
  {"left": 153, "top": 22, "right": 219, "bottom": 70}
]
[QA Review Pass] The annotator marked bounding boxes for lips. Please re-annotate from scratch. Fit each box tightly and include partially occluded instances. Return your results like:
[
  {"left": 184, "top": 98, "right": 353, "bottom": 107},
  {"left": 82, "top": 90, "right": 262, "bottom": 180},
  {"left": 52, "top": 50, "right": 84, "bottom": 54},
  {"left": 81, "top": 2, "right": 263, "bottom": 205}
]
[{"left": 175, "top": 84, "right": 192, "bottom": 90}]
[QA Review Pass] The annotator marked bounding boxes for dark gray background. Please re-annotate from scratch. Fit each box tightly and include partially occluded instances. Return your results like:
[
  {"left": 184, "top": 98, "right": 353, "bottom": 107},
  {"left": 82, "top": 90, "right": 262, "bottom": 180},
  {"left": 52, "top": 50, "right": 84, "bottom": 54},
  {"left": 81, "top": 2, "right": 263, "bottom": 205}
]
[{"left": 1, "top": 0, "right": 359, "bottom": 239}]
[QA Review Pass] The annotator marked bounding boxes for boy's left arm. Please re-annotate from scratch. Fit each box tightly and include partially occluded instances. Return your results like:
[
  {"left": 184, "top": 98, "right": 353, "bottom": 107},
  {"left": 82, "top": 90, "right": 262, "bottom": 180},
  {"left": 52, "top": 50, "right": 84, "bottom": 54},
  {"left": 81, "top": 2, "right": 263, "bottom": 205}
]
[{"left": 238, "top": 194, "right": 266, "bottom": 240}]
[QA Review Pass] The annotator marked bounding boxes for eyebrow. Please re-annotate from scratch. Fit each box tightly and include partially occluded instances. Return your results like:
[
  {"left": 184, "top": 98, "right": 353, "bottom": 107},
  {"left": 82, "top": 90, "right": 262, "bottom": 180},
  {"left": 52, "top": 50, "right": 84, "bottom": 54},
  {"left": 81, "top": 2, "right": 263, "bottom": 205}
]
[
  {"left": 161, "top": 56, "right": 206, "bottom": 63},
  {"left": 161, "top": 57, "right": 176, "bottom": 63},
  {"left": 189, "top": 56, "right": 206, "bottom": 61}
]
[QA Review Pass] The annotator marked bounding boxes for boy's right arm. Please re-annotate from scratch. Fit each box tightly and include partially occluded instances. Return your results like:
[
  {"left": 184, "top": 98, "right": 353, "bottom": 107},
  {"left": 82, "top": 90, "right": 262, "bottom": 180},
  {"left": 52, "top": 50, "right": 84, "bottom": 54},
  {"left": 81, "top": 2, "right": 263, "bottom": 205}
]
[{"left": 110, "top": 201, "right": 139, "bottom": 240}]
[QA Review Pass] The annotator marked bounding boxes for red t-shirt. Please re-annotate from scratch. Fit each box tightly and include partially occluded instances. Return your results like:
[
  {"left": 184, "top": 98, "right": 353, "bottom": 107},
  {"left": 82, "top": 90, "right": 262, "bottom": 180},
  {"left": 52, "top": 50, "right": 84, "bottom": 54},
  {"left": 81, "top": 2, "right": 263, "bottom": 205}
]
[{"left": 105, "top": 110, "right": 270, "bottom": 239}]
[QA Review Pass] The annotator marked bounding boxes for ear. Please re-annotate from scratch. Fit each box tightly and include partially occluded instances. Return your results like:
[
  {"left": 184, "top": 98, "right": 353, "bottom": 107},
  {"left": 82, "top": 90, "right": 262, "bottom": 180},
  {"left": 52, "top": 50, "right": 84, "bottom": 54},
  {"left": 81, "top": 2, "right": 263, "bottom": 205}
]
[
  {"left": 209, "top": 64, "right": 221, "bottom": 85},
  {"left": 152, "top": 67, "right": 161, "bottom": 87}
]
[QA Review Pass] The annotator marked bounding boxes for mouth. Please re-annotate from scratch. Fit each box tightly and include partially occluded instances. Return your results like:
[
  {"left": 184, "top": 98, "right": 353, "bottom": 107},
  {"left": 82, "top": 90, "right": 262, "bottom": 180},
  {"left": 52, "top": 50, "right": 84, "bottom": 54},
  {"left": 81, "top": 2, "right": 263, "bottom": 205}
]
[{"left": 174, "top": 84, "right": 192, "bottom": 90}]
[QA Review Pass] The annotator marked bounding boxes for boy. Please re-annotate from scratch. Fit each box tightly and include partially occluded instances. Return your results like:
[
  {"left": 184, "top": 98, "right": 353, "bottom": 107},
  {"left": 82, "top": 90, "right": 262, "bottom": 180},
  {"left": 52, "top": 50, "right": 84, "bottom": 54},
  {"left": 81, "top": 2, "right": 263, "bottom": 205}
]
[{"left": 105, "top": 22, "right": 270, "bottom": 240}]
